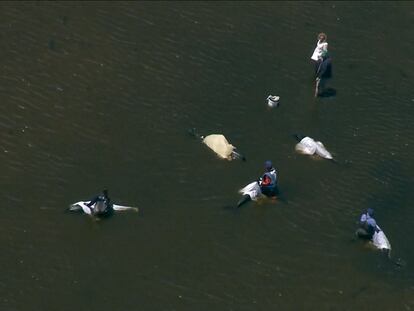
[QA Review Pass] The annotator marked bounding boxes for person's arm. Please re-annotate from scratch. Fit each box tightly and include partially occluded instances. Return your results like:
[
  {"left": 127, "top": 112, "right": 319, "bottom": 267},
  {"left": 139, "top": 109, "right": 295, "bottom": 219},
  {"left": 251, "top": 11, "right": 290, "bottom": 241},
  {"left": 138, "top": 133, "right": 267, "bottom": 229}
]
[
  {"left": 317, "top": 43, "right": 328, "bottom": 61},
  {"left": 86, "top": 196, "right": 99, "bottom": 207},
  {"left": 359, "top": 214, "right": 367, "bottom": 226}
]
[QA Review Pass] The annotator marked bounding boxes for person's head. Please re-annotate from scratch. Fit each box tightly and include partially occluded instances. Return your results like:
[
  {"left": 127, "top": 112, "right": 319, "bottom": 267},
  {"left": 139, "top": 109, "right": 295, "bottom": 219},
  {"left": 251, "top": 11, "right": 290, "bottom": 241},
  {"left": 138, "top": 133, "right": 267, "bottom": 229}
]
[
  {"left": 367, "top": 208, "right": 374, "bottom": 217},
  {"left": 103, "top": 189, "right": 108, "bottom": 197},
  {"left": 318, "top": 32, "right": 327, "bottom": 42},
  {"left": 264, "top": 160, "right": 273, "bottom": 171}
]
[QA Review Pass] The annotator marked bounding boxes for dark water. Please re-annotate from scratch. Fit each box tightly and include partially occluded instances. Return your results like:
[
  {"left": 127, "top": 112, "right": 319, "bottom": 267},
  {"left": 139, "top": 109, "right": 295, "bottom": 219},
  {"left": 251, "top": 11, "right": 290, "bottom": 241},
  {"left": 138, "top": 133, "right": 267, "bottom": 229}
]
[{"left": 1, "top": 1, "right": 414, "bottom": 310}]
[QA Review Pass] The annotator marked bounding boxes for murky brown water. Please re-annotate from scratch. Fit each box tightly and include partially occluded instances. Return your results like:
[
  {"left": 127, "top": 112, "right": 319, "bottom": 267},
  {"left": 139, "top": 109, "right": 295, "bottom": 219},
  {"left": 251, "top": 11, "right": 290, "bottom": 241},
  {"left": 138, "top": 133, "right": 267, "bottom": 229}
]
[{"left": 0, "top": 2, "right": 413, "bottom": 310}]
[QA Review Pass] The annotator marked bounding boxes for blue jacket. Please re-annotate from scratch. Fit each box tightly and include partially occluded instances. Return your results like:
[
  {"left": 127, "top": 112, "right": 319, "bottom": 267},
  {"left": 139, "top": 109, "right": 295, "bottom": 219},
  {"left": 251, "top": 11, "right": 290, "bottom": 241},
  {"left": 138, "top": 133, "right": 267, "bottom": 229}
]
[{"left": 359, "top": 213, "right": 377, "bottom": 236}]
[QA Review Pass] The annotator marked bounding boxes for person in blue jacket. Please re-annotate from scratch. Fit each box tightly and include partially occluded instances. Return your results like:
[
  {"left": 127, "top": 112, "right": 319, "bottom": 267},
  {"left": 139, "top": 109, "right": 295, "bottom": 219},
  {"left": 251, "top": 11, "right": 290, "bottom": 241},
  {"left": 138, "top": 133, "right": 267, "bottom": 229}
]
[
  {"left": 86, "top": 189, "right": 113, "bottom": 216},
  {"left": 258, "top": 161, "right": 279, "bottom": 197},
  {"left": 355, "top": 208, "right": 378, "bottom": 240}
]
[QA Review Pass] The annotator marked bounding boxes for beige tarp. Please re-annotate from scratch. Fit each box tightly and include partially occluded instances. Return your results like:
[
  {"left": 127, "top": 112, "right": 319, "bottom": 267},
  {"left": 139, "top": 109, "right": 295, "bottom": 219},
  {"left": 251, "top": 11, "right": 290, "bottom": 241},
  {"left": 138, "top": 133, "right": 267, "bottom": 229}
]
[{"left": 202, "top": 134, "right": 235, "bottom": 159}]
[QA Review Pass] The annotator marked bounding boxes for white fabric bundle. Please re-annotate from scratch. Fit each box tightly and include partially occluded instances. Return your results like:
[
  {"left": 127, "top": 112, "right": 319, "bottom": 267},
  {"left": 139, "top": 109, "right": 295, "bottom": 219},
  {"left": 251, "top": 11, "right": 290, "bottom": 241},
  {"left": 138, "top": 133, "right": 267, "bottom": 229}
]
[
  {"left": 239, "top": 181, "right": 262, "bottom": 201},
  {"left": 295, "top": 136, "right": 333, "bottom": 160},
  {"left": 372, "top": 226, "right": 391, "bottom": 251}
]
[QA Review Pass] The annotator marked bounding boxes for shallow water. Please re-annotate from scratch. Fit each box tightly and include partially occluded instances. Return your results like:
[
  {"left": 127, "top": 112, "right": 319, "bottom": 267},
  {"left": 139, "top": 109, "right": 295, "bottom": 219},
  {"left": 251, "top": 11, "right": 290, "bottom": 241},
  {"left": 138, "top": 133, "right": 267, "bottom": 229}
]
[{"left": 0, "top": 1, "right": 414, "bottom": 310}]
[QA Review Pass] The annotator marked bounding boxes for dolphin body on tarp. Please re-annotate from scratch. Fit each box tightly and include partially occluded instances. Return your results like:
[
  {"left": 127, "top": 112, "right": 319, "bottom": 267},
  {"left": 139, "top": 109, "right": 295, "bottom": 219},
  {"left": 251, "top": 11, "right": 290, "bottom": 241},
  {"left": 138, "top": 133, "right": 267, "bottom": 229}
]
[
  {"left": 189, "top": 128, "right": 246, "bottom": 161},
  {"left": 69, "top": 201, "right": 138, "bottom": 216},
  {"left": 372, "top": 225, "right": 391, "bottom": 252},
  {"left": 202, "top": 134, "right": 236, "bottom": 160},
  {"left": 237, "top": 181, "right": 263, "bottom": 207},
  {"left": 294, "top": 135, "right": 333, "bottom": 160}
]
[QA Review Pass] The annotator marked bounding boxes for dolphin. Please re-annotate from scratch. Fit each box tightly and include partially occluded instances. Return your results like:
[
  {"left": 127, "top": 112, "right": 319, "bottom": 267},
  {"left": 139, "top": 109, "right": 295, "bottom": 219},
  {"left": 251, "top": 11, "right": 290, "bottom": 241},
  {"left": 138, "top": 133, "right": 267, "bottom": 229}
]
[
  {"left": 188, "top": 128, "right": 246, "bottom": 161},
  {"left": 69, "top": 201, "right": 138, "bottom": 216},
  {"left": 294, "top": 134, "right": 333, "bottom": 160}
]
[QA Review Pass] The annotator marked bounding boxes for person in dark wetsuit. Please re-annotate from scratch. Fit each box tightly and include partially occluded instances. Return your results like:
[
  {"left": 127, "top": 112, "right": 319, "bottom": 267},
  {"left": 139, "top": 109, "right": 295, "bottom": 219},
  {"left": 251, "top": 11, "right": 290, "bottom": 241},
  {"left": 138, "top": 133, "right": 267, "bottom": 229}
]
[
  {"left": 258, "top": 161, "right": 279, "bottom": 197},
  {"left": 86, "top": 189, "right": 113, "bottom": 216},
  {"left": 315, "top": 50, "right": 333, "bottom": 97},
  {"left": 315, "top": 51, "right": 332, "bottom": 80},
  {"left": 311, "top": 32, "right": 329, "bottom": 73}
]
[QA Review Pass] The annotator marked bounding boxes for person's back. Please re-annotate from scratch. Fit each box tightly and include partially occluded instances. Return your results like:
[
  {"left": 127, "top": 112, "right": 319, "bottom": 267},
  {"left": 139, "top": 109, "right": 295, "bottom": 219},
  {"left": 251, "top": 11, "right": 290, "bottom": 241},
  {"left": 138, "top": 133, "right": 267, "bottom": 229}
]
[
  {"left": 364, "top": 217, "right": 377, "bottom": 237},
  {"left": 87, "top": 189, "right": 113, "bottom": 216},
  {"left": 356, "top": 208, "right": 377, "bottom": 240}
]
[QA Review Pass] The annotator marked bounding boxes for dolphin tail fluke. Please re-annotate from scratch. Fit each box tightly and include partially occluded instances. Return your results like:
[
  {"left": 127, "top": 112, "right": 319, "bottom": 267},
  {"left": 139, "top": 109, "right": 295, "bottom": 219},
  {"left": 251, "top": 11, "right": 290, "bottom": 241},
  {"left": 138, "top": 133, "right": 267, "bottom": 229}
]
[
  {"left": 232, "top": 150, "right": 246, "bottom": 161},
  {"left": 188, "top": 128, "right": 203, "bottom": 141},
  {"left": 293, "top": 133, "right": 305, "bottom": 142},
  {"left": 237, "top": 194, "right": 251, "bottom": 208}
]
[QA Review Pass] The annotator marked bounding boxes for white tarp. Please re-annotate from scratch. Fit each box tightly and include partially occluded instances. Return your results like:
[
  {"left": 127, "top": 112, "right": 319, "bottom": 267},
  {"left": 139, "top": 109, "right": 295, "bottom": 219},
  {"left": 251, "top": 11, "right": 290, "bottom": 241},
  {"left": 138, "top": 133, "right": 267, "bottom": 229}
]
[
  {"left": 295, "top": 136, "right": 333, "bottom": 159},
  {"left": 372, "top": 225, "right": 391, "bottom": 251},
  {"left": 239, "top": 181, "right": 262, "bottom": 201},
  {"left": 202, "top": 134, "right": 235, "bottom": 160}
]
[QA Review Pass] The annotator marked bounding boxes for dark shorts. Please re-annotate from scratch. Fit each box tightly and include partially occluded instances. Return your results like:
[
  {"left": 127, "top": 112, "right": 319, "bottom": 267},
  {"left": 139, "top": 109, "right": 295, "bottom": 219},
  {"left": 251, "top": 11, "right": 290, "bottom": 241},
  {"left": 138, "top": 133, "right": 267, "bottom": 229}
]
[
  {"left": 311, "top": 60, "right": 321, "bottom": 75},
  {"left": 312, "top": 58, "right": 332, "bottom": 79}
]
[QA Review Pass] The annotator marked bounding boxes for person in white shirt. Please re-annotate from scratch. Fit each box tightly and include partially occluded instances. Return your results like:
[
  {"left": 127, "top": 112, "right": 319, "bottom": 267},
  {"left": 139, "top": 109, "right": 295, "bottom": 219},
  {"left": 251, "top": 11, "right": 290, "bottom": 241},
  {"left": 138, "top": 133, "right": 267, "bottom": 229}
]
[{"left": 310, "top": 32, "right": 328, "bottom": 75}]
